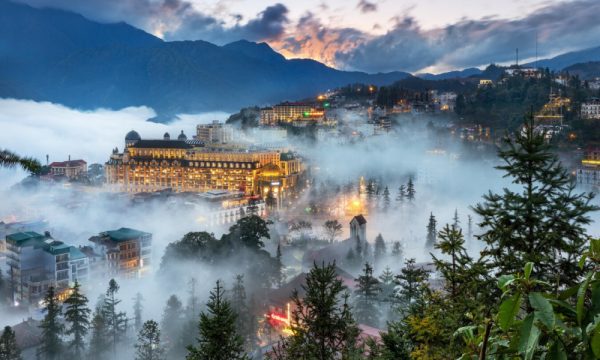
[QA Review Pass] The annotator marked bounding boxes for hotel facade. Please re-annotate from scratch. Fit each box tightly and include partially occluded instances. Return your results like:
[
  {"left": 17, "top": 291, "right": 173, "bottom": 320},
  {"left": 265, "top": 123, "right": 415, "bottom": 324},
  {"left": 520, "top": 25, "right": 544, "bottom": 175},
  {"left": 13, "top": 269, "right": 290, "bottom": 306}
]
[{"left": 105, "top": 131, "right": 305, "bottom": 203}]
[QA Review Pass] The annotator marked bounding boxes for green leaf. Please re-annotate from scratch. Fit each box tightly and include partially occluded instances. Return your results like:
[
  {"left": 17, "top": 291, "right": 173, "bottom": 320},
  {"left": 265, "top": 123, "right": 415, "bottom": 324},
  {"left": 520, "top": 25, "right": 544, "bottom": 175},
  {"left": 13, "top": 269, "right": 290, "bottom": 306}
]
[
  {"left": 519, "top": 313, "right": 540, "bottom": 360},
  {"left": 592, "top": 328, "right": 600, "bottom": 358},
  {"left": 498, "top": 293, "right": 522, "bottom": 331},
  {"left": 547, "top": 340, "right": 567, "bottom": 360},
  {"left": 579, "top": 253, "right": 588, "bottom": 269},
  {"left": 529, "top": 292, "right": 555, "bottom": 329},
  {"left": 498, "top": 274, "right": 515, "bottom": 291},
  {"left": 524, "top": 262, "right": 533, "bottom": 280},
  {"left": 578, "top": 272, "right": 594, "bottom": 325}
]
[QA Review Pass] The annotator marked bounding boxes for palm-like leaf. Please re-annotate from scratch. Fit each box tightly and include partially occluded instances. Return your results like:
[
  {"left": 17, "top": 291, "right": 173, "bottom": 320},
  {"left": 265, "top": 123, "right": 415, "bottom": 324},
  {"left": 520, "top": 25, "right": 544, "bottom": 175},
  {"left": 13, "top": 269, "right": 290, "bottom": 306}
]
[{"left": 0, "top": 149, "right": 42, "bottom": 174}]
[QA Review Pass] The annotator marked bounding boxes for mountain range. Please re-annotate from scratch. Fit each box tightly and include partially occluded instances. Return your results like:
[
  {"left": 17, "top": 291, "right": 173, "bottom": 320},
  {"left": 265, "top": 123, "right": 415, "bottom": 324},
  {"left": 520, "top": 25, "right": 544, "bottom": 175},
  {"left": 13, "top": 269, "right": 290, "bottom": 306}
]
[
  {"left": 2, "top": 0, "right": 600, "bottom": 119},
  {"left": 0, "top": 0, "right": 412, "bottom": 118}
]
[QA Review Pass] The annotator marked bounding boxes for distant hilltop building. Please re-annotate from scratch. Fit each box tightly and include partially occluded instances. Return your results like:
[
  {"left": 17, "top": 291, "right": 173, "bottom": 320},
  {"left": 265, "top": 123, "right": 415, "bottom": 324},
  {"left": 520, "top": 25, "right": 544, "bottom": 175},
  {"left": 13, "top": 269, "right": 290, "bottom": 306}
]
[
  {"left": 581, "top": 98, "right": 600, "bottom": 120},
  {"left": 196, "top": 121, "right": 234, "bottom": 144},
  {"left": 350, "top": 214, "right": 367, "bottom": 245},
  {"left": 577, "top": 148, "right": 600, "bottom": 187},
  {"left": 106, "top": 131, "right": 305, "bottom": 205},
  {"left": 5, "top": 231, "right": 88, "bottom": 305},
  {"left": 49, "top": 157, "right": 87, "bottom": 179},
  {"left": 260, "top": 102, "right": 325, "bottom": 126},
  {"left": 88, "top": 227, "right": 152, "bottom": 279}
]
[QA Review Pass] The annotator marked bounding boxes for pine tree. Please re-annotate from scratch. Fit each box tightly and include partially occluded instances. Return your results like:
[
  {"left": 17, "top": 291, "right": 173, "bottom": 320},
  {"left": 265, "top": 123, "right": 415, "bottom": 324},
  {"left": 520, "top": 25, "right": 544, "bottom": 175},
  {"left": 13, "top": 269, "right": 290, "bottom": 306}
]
[
  {"left": 363, "top": 241, "right": 372, "bottom": 261},
  {"left": 396, "top": 184, "right": 406, "bottom": 202},
  {"left": 161, "top": 295, "right": 183, "bottom": 351},
  {"left": 374, "top": 234, "right": 386, "bottom": 263},
  {"left": 133, "top": 293, "right": 144, "bottom": 332},
  {"left": 135, "top": 320, "right": 164, "bottom": 360},
  {"left": 187, "top": 280, "right": 247, "bottom": 360},
  {"left": 391, "top": 241, "right": 403, "bottom": 259},
  {"left": 474, "top": 114, "right": 598, "bottom": 288},
  {"left": 466, "top": 215, "right": 473, "bottom": 241},
  {"left": 272, "top": 262, "right": 360, "bottom": 359},
  {"left": 0, "top": 326, "right": 21, "bottom": 360},
  {"left": 406, "top": 177, "right": 415, "bottom": 202},
  {"left": 89, "top": 304, "right": 109, "bottom": 360},
  {"left": 64, "top": 281, "right": 91, "bottom": 358},
  {"left": 378, "top": 267, "right": 396, "bottom": 303},
  {"left": 186, "top": 278, "right": 199, "bottom": 318},
  {"left": 230, "top": 275, "right": 249, "bottom": 345},
  {"left": 425, "top": 212, "right": 437, "bottom": 248},
  {"left": 452, "top": 208, "right": 460, "bottom": 230},
  {"left": 103, "top": 279, "right": 127, "bottom": 358},
  {"left": 431, "top": 225, "right": 469, "bottom": 299},
  {"left": 275, "top": 243, "right": 284, "bottom": 287},
  {"left": 394, "top": 258, "right": 430, "bottom": 307},
  {"left": 38, "top": 287, "right": 64, "bottom": 360},
  {"left": 354, "top": 263, "right": 381, "bottom": 327},
  {"left": 0, "top": 269, "right": 7, "bottom": 306},
  {"left": 382, "top": 186, "right": 391, "bottom": 212}
]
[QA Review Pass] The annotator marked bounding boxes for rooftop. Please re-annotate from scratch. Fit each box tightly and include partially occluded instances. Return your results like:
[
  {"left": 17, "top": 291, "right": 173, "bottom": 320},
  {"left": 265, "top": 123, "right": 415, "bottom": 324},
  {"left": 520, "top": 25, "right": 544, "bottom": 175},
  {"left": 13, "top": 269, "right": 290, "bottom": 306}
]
[
  {"left": 49, "top": 160, "right": 87, "bottom": 167},
  {"left": 101, "top": 227, "right": 151, "bottom": 242},
  {"left": 130, "top": 140, "right": 192, "bottom": 149}
]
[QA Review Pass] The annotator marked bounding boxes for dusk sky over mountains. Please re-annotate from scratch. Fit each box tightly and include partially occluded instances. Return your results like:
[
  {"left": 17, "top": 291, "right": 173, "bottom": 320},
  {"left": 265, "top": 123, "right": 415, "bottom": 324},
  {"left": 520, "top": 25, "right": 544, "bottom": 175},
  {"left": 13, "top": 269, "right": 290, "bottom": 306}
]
[{"left": 13, "top": 0, "right": 600, "bottom": 73}]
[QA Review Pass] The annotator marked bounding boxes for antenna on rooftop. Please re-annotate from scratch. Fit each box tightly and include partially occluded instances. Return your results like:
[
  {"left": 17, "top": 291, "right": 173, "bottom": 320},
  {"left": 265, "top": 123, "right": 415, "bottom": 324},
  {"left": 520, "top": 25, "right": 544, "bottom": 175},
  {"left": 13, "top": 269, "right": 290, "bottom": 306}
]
[
  {"left": 535, "top": 31, "right": 538, "bottom": 69},
  {"left": 516, "top": 48, "right": 519, "bottom": 67}
]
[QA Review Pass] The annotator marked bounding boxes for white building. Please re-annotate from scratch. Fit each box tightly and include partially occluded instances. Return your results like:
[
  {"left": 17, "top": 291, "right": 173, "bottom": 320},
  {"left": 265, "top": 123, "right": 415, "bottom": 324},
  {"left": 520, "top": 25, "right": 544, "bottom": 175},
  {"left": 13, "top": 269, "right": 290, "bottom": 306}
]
[
  {"left": 577, "top": 148, "right": 600, "bottom": 187},
  {"left": 5, "top": 231, "right": 88, "bottom": 304},
  {"left": 349, "top": 214, "right": 367, "bottom": 246},
  {"left": 581, "top": 100, "right": 600, "bottom": 120},
  {"left": 196, "top": 121, "right": 234, "bottom": 144}
]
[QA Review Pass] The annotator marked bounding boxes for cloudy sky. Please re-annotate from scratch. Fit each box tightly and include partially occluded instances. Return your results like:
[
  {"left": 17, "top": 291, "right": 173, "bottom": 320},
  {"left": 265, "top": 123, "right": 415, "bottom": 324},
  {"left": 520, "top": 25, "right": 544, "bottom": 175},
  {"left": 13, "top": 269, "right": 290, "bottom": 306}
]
[{"left": 13, "top": 0, "right": 600, "bottom": 72}]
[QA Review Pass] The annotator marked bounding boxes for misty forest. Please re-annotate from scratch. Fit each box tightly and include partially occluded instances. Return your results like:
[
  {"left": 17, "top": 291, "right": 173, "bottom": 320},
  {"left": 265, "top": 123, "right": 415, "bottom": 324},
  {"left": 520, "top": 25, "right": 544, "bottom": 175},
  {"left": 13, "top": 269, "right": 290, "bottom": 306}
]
[{"left": 2, "top": 0, "right": 600, "bottom": 359}]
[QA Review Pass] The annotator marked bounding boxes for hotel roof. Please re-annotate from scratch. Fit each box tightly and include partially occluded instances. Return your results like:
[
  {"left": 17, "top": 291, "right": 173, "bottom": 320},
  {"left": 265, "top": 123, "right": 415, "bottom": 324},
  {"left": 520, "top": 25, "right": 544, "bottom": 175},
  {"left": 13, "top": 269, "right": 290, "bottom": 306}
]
[
  {"left": 131, "top": 140, "right": 192, "bottom": 149},
  {"left": 101, "top": 227, "right": 151, "bottom": 242},
  {"left": 49, "top": 160, "right": 87, "bottom": 167}
]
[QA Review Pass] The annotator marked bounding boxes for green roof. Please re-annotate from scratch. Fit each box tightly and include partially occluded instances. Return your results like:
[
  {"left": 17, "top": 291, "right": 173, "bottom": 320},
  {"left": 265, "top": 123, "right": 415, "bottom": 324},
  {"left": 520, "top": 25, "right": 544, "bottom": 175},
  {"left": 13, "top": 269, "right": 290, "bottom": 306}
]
[
  {"left": 103, "top": 228, "right": 150, "bottom": 242},
  {"left": 6, "top": 231, "right": 45, "bottom": 247},
  {"left": 45, "top": 243, "right": 71, "bottom": 255},
  {"left": 69, "top": 247, "right": 87, "bottom": 260}
]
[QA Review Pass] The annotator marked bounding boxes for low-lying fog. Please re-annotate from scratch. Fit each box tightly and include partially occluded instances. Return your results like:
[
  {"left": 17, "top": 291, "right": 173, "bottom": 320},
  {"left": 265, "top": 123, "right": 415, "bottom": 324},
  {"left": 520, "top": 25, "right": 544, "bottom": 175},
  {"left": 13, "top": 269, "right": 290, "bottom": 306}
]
[{"left": 0, "top": 98, "right": 598, "bottom": 332}]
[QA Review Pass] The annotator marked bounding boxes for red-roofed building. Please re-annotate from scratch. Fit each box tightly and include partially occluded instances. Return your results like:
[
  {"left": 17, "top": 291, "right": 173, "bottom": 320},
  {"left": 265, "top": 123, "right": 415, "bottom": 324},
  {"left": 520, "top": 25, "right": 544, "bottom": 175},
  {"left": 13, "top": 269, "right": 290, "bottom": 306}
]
[{"left": 49, "top": 158, "right": 87, "bottom": 179}]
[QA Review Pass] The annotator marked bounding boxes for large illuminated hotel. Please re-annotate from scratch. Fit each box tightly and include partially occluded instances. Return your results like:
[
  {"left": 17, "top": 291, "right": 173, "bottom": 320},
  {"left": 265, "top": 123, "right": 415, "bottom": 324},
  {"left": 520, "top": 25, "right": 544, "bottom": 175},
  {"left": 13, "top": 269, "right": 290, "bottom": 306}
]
[{"left": 105, "top": 130, "right": 305, "bottom": 203}]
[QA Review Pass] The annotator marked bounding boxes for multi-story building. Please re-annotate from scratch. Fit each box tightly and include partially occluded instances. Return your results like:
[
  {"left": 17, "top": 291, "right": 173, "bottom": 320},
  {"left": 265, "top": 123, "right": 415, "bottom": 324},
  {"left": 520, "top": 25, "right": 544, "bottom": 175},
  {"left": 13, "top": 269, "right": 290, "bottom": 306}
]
[
  {"left": 105, "top": 131, "right": 305, "bottom": 203},
  {"left": 577, "top": 148, "right": 600, "bottom": 187},
  {"left": 260, "top": 102, "right": 325, "bottom": 125},
  {"left": 5, "top": 231, "right": 87, "bottom": 305},
  {"left": 49, "top": 158, "right": 87, "bottom": 179},
  {"left": 581, "top": 99, "right": 600, "bottom": 120},
  {"left": 88, "top": 227, "right": 152, "bottom": 279},
  {"left": 534, "top": 93, "right": 571, "bottom": 126},
  {"left": 196, "top": 121, "right": 234, "bottom": 144}
]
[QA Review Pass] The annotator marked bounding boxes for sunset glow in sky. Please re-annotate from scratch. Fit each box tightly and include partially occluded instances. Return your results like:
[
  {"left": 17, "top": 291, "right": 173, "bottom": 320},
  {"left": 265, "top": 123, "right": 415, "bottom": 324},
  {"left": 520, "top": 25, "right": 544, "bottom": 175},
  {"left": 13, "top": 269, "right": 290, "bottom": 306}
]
[{"left": 14, "top": 0, "right": 600, "bottom": 73}]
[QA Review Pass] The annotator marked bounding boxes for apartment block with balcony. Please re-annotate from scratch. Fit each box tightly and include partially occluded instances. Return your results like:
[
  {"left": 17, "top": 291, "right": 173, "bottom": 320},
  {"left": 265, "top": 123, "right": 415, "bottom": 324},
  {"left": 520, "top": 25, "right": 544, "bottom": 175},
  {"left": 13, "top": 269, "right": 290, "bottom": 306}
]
[{"left": 88, "top": 228, "right": 152, "bottom": 279}]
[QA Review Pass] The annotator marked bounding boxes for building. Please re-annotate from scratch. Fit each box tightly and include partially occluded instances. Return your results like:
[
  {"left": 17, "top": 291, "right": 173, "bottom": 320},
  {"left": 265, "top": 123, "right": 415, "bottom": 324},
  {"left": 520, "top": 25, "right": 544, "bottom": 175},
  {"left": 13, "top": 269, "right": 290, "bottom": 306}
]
[
  {"left": 105, "top": 132, "right": 305, "bottom": 204},
  {"left": 581, "top": 99, "right": 600, "bottom": 120},
  {"left": 48, "top": 158, "right": 87, "bottom": 179},
  {"left": 435, "top": 92, "right": 457, "bottom": 111},
  {"left": 350, "top": 215, "right": 367, "bottom": 246},
  {"left": 196, "top": 121, "right": 234, "bottom": 144},
  {"left": 5, "top": 231, "right": 88, "bottom": 305},
  {"left": 534, "top": 92, "right": 571, "bottom": 126},
  {"left": 0, "top": 219, "right": 47, "bottom": 254},
  {"left": 260, "top": 102, "right": 325, "bottom": 126},
  {"left": 88, "top": 227, "right": 152, "bottom": 278},
  {"left": 577, "top": 148, "right": 600, "bottom": 187},
  {"left": 478, "top": 79, "right": 493, "bottom": 88}
]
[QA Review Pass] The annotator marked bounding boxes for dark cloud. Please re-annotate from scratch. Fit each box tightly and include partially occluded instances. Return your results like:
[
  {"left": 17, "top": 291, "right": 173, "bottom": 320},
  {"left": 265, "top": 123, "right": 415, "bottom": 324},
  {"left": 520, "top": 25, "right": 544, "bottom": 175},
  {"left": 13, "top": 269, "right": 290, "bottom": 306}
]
[
  {"left": 14, "top": 0, "right": 288, "bottom": 44},
  {"left": 335, "top": 0, "right": 600, "bottom": 72},
  {"left": 357, "top": 0, "right": 377, "bottom": 13}
]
